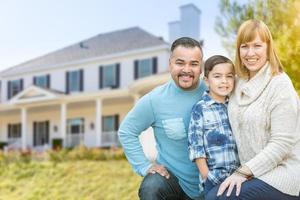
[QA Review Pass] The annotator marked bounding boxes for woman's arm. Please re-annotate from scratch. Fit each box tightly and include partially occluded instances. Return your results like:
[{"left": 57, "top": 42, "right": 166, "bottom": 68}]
[
  {"left": 218, "top": 79, "right": 299, "bottom": 197},
  {"left": 245, "top": 82, "right": 298, "bottom": 177}
]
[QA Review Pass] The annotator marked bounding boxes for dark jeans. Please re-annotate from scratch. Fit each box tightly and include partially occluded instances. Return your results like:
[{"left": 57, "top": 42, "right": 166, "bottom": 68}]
[
  {"left": 204, "top": 179, "right": 215, "bottom": 196},
  {"left": 138, "top": 171, "right": 196, "bottom": 200},
  {"left": 205, "top": 178, "right": 300, "bottom": 200}
]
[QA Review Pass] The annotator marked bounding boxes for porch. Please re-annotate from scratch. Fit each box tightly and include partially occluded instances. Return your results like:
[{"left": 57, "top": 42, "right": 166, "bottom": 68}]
[{"left": 0, "top": 85, "right": 133, "bottom": 150}]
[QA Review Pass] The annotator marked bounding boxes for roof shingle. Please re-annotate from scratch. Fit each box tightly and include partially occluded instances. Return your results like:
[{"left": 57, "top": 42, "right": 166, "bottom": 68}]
[{"left": 1, "top": 27, "right": 168, "bottom": 77}]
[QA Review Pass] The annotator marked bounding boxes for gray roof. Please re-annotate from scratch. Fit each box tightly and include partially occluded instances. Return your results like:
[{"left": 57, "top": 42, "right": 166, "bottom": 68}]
[{"left": 1, "top": 27, "right": 168, "bottom": 77}]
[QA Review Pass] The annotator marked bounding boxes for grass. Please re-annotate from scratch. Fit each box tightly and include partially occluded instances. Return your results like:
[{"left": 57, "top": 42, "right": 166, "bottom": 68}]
[{"left": 0, "top": 149, "right": 142, "bottom": 200}]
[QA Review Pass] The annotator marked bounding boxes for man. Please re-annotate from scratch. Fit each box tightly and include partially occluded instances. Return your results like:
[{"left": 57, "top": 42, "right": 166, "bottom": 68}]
[{"left": 118, "top": 37, "right": 206, "bottom": 200}]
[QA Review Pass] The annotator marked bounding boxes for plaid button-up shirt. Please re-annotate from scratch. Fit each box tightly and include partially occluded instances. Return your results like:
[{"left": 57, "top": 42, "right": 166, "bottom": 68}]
[{"left": 188, "top": 91, "right": 240, "bottom": 186}]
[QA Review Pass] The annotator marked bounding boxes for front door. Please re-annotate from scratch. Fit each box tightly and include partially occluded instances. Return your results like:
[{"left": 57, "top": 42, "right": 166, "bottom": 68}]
[
  {"left": 33, "top": 121, "right": 49, "bottom": 146},
  {"left": 66, "top": 118, "right": 84, "bottom": 147}
]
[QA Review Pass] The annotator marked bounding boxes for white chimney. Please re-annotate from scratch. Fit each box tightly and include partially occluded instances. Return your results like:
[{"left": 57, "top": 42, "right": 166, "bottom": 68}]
[{"left": 168, "top": 4, "right": 201, "bottom": 43}]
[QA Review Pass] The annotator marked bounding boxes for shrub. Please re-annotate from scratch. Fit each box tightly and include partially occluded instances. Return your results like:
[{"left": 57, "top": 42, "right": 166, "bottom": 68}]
[
  {"left": 0, "top": 142, "right": 8, "bottom": 150},
  {"left": 48, "top": 146, "right": 126, "bottom": 162},
  {"left": 0, "top": 146, "right": 126, "bottom": 165},
  {"left": 52, "top": 138, "right": 63, "bottom": 150}
]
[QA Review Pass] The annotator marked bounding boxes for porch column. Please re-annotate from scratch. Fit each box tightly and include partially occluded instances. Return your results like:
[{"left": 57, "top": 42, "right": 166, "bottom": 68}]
[
  {"left": 21, "top": 108, "right": 27, "bottom": 151},
  {"left": 95, "top": 98, "right": 102, "bottom": 147},
  {"left": 60, "top": 103, "right": 67, "bottom": 147}
]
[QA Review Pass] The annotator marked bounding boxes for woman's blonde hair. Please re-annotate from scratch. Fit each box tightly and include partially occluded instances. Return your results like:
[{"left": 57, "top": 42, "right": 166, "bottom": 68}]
[{"left": 235, "top": 19, "right": 283, "bottom": 78}]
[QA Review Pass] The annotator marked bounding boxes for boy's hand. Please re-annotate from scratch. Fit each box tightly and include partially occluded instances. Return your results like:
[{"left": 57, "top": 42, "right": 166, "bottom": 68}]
[{"left": 147, "top": 164, "right": 170, "bottom": 179}]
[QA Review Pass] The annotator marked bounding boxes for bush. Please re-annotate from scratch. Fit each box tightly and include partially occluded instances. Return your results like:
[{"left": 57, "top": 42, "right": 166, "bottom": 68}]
[
  {"left": 0, "top": 146, "right": 126, "bottom": 165},
  {"left": 0, "top": 150, "right": 32, "bottom": 166},
  {"left": 48, "top": 145, "right": 126, "bottom": 163},
  {"left": 0, "top": 142, "right": 8, "bottom": 150},
  {"left": 52, "top": 138, "right": 63, "bottom": 150}
]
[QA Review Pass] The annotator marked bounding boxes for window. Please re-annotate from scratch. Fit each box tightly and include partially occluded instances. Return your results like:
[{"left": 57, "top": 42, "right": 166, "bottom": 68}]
[
  {"left": 7, "top": 79, "right": 23, "bottom": 99},
  {"left": 102, "top": 115, "right": 119, "bottom": 132},
  {"left": 33, "top": 121, "right": 49, "bottom": 146},
  {"left": 67, "top": 118, "right": 85, "bottom": 134},
  {"left": 66, "top": 70, "right": 83, "bottom": 93},
  {"left": 8, "top": 123, "right": 21, "bottom": 139},
  {"left": 99, "top": 63, "right": 120, "bottom": 89},
  {"left": 134, "top": 57, "right": 157, "bottom": 79},
  {"left": 33, "top": 75, "right": 50, "bottom": 88}
]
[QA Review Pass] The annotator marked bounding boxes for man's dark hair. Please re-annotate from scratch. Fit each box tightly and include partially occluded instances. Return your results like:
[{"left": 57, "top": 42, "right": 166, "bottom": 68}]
[
  {"left": 204, "top": 55, "right": 234, "bottom": 77},
  {"left": 171, "top": 37, "right": 203, "bottom": 55}
]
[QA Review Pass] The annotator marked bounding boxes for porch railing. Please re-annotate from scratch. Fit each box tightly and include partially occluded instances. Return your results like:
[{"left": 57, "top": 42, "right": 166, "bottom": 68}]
[
  {"left": 7, "top": 138, "right": 22, "bottom": 149},
  {"left": 66, "top": 133, "right": 84, "bottom": 148},
  {"left": 101, "top": 131, "right": 119, "bottom": 147}
]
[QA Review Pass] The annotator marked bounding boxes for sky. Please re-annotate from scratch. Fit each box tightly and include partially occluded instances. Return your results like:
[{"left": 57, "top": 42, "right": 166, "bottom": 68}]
[{"left": 0, "top": 0, "right": 230, "bottom": 72}]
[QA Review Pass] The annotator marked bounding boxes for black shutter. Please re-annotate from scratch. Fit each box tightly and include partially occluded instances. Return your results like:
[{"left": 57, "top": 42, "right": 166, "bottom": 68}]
[
  {"left": 7, "top": 81, "right": 11, "bottom": 100},
  {"left": 46, "top": 74, "right": 50, "bottom": 88},
  {"left": 33, "top": 77, "right": 36, "bottom": 86},
  {"left": 33, "top": 122, "right": 37, "bottom": 146},
  {"left": 46, "top": 121, "right": 49, "bottom": 143},
  {"left": 152, "top": 57, "right": 157, "bottom": 74},
  {"left": 82, "top": 118, "right": 85, "bottom": 133},
  {"left": 66, "top": 72, "right": 69, "bottom": 94},
  {"left": 20, "top": 79, "right": 23, "bottom": 91},
  {"left": 134, "top": 60, "right": 139, "bottom": 80},
  {"left": 99, "top": 66, "right": 103, "bottom": 89},
  {"left": 19, "top": 123, "right": 22, "bottom": 138},
  {"left": 80, "top": 69, "right": 84, "bottom": 92},
  {"left": 101, "top": 116, "right": 104, "bottom": 131},
  {"left": 114, "top": 114, "right": 119, "bottom": 131},
  {"left": 8, "top": 124, "right": 11, "bottom": 138},
  {"left": 114, "top": 63, "right": 120, "bottom": 89}
]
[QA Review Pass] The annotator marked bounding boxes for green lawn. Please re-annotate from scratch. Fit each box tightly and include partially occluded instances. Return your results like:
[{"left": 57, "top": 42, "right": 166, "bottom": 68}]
[{"left": 0, "top": 160, "right": 142, "bottom": 200}]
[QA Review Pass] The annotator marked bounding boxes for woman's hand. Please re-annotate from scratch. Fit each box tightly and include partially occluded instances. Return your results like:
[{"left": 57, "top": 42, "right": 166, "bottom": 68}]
[{"left": 217, "top": 173, "right": 247, "bottom": 197}]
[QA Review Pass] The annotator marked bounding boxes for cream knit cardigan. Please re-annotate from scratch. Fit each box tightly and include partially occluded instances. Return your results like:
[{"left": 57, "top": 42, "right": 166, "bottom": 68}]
[{"left": 228, "top": 63, "right": 300, "bottom": 196}]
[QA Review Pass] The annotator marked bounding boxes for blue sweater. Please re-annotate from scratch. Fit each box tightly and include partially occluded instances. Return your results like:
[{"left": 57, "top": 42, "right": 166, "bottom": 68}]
[{"left": 118, "top": 80, "right": 206, "bottom": 198}]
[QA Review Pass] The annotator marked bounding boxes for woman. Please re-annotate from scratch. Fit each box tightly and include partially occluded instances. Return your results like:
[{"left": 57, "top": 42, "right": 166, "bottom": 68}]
[{"left": 206, "top": 19, "right": 300, "bottom": 200}]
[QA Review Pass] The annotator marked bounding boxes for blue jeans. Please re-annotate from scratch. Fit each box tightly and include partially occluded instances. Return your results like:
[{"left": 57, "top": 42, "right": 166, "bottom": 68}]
[
  {"left": 138, "top": 171, "right": 199, "bottom": 200},
  {"left": 204, "top": 179, "right": 215, "bottom": 196},
  {"left": 205, "top": 178, "right": 300, "bottom": 200}
]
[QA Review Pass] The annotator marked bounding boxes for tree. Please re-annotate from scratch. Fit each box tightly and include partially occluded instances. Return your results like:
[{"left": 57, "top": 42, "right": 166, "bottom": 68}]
[{"left": 215, "top": 0, "right": 300, "bottom": 92}]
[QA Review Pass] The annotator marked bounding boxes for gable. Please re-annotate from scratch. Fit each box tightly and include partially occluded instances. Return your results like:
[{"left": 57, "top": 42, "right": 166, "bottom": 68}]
[{"left": 9, "top": 85, "right": 63, "bottom": 105}]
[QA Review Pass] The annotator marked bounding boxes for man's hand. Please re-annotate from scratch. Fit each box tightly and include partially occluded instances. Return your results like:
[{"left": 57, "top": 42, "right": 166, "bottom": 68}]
[
  {"left": 147, "top": 164, "right": 170, "bottom": 179},
  {"left": 217, "top": 173, "right": 247, "bottom": 197}
]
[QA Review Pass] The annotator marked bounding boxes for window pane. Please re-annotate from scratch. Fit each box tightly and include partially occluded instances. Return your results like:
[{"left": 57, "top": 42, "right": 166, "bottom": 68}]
[
  {"left": 11, "top": 80, "right": 21, "bottom": 97},
  {"left": 103, "top": 64, "right": 116, "bottom": 87},
  {"left": 103, "top": 116, "right": 115, "bottom": 132},
  {"left": 138, "top": 59, "right": 152, "bottom": 78},
  {"left": 71, "top": 125, "right": 80, "bottom": 134},
  {"left": 36, "top": 76, "right": 47, "bottom": 88},
  {"left": 67, "top": 118, "right": 84, "bottom": 134},
  {"left": 8, "top": 124, "right": 21, "bottom": 138},
  {"left": 69, "top": 71, "right": 80, "bottom": 92}
]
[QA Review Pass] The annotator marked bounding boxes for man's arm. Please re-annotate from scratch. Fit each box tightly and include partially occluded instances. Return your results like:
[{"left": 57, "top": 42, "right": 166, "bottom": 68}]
[{"left": 118, "top": 94, "right": 155, "bottom": 176}]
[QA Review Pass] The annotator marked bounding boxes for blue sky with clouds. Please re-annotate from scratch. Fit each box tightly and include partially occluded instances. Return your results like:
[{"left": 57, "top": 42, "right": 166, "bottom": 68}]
[{"left": 0, "top": 0, "right": 231, "bottom": 71}]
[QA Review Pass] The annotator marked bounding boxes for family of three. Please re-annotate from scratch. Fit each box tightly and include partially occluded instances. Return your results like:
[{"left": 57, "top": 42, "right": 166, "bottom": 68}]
[{"left": 118, "top": 19, "right": 300, "bottom": 200}]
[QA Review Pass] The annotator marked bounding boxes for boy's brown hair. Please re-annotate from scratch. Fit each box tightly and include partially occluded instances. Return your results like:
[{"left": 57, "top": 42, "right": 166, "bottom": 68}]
[{"left": 204, "top": 55, "right": 234, "bottom": 77}]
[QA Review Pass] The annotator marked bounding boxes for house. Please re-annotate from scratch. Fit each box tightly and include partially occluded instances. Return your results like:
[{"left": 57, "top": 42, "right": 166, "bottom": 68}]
[
  {"left": 0, "top": 4, "right": 201, "bottom": 154},
  {"left": 0, "top": 27, "right": 170, "bottom": 150}
]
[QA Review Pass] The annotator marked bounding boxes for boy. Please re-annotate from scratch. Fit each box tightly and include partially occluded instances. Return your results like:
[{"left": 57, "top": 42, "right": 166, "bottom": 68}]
[{"left": 188, "top": 55, "right": 240, "bottom": 196}]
